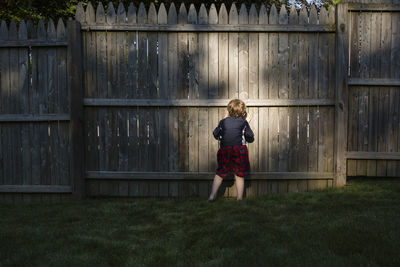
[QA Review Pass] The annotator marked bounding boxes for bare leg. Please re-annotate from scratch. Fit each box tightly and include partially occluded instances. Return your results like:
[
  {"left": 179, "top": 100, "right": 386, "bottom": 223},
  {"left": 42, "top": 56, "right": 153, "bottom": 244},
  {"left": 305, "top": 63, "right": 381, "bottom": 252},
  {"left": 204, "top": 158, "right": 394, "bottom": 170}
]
[
  {"left": 209, "top": 175, "right": 223, "bottom": 201},
  {"left": 235, "top": 175, "right": 245, "bottom": 200}
]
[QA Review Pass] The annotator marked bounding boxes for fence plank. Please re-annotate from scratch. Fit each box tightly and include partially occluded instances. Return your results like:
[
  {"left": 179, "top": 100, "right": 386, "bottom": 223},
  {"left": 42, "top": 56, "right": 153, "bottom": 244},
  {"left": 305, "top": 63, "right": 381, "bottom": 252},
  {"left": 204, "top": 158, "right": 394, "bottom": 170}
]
[
  {"left": 269, "top": 107, "right": 279, "bottom": 171},
  {"left": 258, "top": 4, "right": 268, "bottom": 99},
  {"left": 199, "top": 108, "right": 209, "bottom": 172},
  {"left": 9, "top": 20, "right": 22, "bottom": 185},
  {"left": 209, "top": 4, "right": 218, "bottom": 99},
  {"left": 248, "top": 107, "right": 259, "bottom": 171},
  {"left": 209, "top": 107, "right": 218, "bottom": 172},
  {"left": 269, "top": 5, "right": 278, "bottom": 98},
  {"left": 249, "top": 4, "right": 258, "bottom": 100},
  {"left": 218, "top": 4, "right": 228, "bottom": 99},
  {"left": 309, "top": 6, "right": 318, "bottom": 98},
  {"left": 308, "top": 107, "right": 318, "bottom": 172},
  {"left": 198, "top": 4, "right": 208, "bottom": 99},
  {"left": 127, "top": 3, "right": 137, "bottom": 99},
  {"left": 289, "top": 5, "right": 299, "bottom": 99},
  {"left": 178, "top": 4, "right": 188, "bottom": 99},
  {"left": 189, "top": 108, "right": 199, "bottom": 172},
  {"left": 229, "top": 4, "right": 238, "bottom": 98},
  {"left": 259, "top": 107, "right": 268, "bottom": 171},
  {"left": 17, "top": 21, "right": 32, "bottom": 185},
  {"left": 238, "top": 4, "right": 249, "bottom": 100},
  {"left": 318, "top": 8, "right": 329, "bottom": 99},
  {"left": 158, "top": 4, "right": 169, "bottom": 172},
  {"left": 188, "top": 4, "right": 198, "bottom": 100}
]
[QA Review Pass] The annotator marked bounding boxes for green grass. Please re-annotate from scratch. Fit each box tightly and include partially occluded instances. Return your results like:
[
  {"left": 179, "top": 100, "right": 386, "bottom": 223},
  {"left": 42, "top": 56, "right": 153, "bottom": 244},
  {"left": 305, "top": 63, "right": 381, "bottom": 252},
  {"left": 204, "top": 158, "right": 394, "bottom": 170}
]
[{"left": 1, "top": 178, "right": 400, "bottom": 267}]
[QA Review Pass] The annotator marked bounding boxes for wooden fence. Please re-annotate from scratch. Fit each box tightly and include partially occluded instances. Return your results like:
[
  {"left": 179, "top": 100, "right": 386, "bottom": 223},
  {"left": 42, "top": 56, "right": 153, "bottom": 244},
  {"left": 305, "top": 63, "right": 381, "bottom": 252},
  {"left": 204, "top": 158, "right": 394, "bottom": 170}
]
[{"left": 0, "top": 0, "right": 398, "bottom": 203}]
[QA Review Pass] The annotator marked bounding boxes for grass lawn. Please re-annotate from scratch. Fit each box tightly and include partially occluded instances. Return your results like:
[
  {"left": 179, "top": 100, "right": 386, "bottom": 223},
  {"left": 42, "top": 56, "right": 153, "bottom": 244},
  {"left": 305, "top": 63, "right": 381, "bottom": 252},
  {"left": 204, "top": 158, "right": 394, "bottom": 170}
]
[{"left": 1, "top": 178, "right": 400, "bottom": 267}]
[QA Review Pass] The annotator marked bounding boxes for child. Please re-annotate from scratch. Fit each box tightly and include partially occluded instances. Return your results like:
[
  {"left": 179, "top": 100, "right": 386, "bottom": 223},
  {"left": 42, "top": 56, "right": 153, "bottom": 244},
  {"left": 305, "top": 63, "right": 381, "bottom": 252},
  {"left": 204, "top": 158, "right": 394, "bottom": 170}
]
[{"left": 208, "top": 99, "right": 254, "bottom": 201}]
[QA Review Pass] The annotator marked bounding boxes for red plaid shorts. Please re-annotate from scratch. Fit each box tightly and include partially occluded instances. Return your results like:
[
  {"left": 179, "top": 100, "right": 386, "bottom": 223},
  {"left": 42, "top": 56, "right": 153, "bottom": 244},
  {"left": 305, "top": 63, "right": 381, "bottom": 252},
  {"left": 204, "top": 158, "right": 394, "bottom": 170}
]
[{"left": 216, "top": 145, "right": 250, "bottom": 178}]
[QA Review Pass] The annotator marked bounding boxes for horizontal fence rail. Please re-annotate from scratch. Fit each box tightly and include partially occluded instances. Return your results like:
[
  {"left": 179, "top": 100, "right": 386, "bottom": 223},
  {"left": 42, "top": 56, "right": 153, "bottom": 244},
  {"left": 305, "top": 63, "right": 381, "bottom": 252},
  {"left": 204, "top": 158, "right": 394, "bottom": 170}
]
[{"left": 83, "top": 99, "right": 336, "bottom": 107}]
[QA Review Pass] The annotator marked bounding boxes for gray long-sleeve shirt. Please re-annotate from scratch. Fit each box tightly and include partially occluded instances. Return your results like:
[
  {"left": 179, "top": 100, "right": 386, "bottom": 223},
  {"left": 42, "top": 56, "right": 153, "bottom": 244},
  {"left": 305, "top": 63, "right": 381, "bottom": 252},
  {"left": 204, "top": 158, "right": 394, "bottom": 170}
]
[{"left": 213, "top": 116, "right": 254, "bottom": 147}]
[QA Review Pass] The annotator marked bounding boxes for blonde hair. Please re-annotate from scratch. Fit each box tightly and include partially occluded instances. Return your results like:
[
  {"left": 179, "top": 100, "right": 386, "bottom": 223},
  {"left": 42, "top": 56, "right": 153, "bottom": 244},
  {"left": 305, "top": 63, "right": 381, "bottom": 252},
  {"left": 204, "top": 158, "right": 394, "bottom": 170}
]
[{"left": 227, "top": 99, "right": 247, "bottom": 118}]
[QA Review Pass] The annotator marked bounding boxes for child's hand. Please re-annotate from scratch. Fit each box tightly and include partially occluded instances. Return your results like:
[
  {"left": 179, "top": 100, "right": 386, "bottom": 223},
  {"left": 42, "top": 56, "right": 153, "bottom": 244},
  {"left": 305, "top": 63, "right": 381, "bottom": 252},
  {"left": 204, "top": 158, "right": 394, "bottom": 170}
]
[{"left": 246, "top": 111, "right": 253, "bottom": 123}]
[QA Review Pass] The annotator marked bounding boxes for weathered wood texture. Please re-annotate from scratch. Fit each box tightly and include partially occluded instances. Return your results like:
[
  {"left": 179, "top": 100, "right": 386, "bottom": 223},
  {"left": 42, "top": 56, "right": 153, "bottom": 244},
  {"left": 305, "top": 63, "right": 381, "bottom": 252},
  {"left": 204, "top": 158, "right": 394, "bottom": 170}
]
[
  {"left": 0, "top": 18, "right": 73, "bottom": 203},
  {"left": 72, "top": 2, "right": 337, "bottom": 197},
  {"left": 347, "top": 7, "right": 400, "bottom": 177},
  {"left": 5, "top": 1, "right": 400, "bottom": 201}
]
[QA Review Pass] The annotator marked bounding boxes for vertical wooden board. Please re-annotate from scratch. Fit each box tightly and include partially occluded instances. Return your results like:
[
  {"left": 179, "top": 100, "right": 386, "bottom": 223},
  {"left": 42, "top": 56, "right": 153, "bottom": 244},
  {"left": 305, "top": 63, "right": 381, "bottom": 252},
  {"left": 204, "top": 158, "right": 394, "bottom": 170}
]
[
  {"left": 308, "top": 180, "right": 327, "bottom": 191},
  {"left": 327, "top": 107, "right": 335, "bottom": 173},
  {"left": 158, "top": 108, "right": 169, "bottom": 171},
  {"left": 238, "top": 4, "right": 249, "bottom": 100},
  {"left": 318, "top": 9, "right": 329, "bottom": 99},
  {"left": 178, "top": 108, "right": 189, "bottom": 171},
  {"left": 308, "top": 107, "right": 319, "bottom": 172},
  {"left": 268, "top": 107, "right": 279, "bottom": 171},
  {"left": 9, "top": 21, "right": 21, "bottom": 185},
  {"left": 158, "top": 4, "right": 168, "bottom": 99},
  {"left": 178, "top": 4, "right": 188, "bottom": 99},
  {"left": 169, "top": 108, "right": 179, "bottom": 171},
  {"left": 298, "top": 107, "right": 308, "bottom": 171},
  {"left": 367, "top": 12, "right": 381, "bottom": 176},
  {"left": 84, "top": 3, "right": 96, "bottom": 98},
  {"left": 128, "top": 180, "right": 139, "bottom": 197},
  {"left": 308, "top": 6, "right": 318, "bottom": 98},
  {"left": 278, "top": 107, "right": 289, "bottom": 172},
  {"left": 168, "top": 3, "right": 178, "bottom": 99},
  {"left": 198, "top": 4, "right": 208, "bottom": 99},
  {"left": 288, "top": 107, "right": 298, "bottom": 171},
  {"left": 49, "top": 123, "right": 59, "bottom": 185},
  {"left": 278, "top": 6, "right": 288, "bottom": 99},
  {"left": 137, "top": 3, "right": 148, "bottom": 99},
  {"left": 208, "top": 4, "right": 218, "bottom": 99},
  {"left": 387, "top": 87, "right": 398, "bottom": 176},
  {"left": 106, "top": 3, "right": 117, "bottom": 99},
  {"left": 118, "top": 109, "right": 128, "bottom": 171},
  {"left": 288, "top": 180, "right": 299, "bottom": 193},
  {"left": 0, "top": 20, "right": 10, "bottom": 113},
  {"left": 148, "top": 181, "right": 159, "bottom": 197},
  {"left": 327, "top": 31, "right": 335, "bottom": 99},
  {"left": 188, "top": 4, "right": 198, "bottom": 100},
  {"left": 218, "top": 4, "right": 229, "bottom": 99},
  {"left": 268, "top": 5, "right": 278, "bottom": 98},
  {"left": 228, "top": 4, "right": 238, "bottom": 98},
  {"left": 159, "top": 181, "right": 169, "bottom": 197},
  {"left": 350, "top": 11, "right": 360, "bottom": 78},
  {"left": 188, "top": 108, "right": 199, "bottom": 172},
  {"left": 208, "top": 108, "right": 219, "bottom": 172},
  {"left": 248, "top": 4, "right": 258, "bottom": 100},
  {"left": 257, "top": 180, "right": 268, "bottom": 196},
  {"left": 85, "top": 109, "right": 96, "bottom": 171},
  {"left": 116, "top": 31, "right": 127, "bottom": 99},
  {"left": 110, "top": 108, "right": 119, "bottom": 171},
  {"left": 47, "top": 19, "right": 57, "bottom": 113},
  {"left": 19, "top": 21, "right": 32, "bottom": 185},
  {"left": 127, "top": 30, "right": 137, "bottom": 98},
  {"left": 148, "top": 108, "right": 158, "bottom": 171},
  {"left": 248, "top": 107, "right": 259, "bottom": 172},
  {"left": 278, "top": 180, "right": 287, "bottom": 193},
  {"left": 56, "top": 20, "right": 68, "bottom": 113},
  {"left": 288, "top": 5, "right": 298, "bottom": 100},
  {"left": 259, "top": 107, "right": 268, "bottom": 171},
  {"left": 148, "top": 3, "right": 158, "bottom": 99},
  {"left": 87, "top": 180, "right": 100, "bottom": 196},
  {"left": 298, "top": 6, "right": 308, "bottom": 99},
  {"left": 138, "top": 108, "right": 149, "bottom": 171},
  {"left": 246, "top": 179, "right": 258, "bottom": 197},
  {"left": 357, "top": 87, "right": 368, "bottom": 176},
  {"left": 198, "top": 180, "right": 209, "bottom": 197},
  {"left": 40, "top": 122, "right": 50, "bottom": 185},
  {"left": 198, "top": 108, "right": 209, "bottom": 172},
  {"left": 318, "top": 107, "right": 330, "bottom": 173},
  {"left": 128, "top": 108, "right": 139, "bottom": 171},
  {"left": 258, "top": 4, "right": 268, "bottom": 99},
  {"left": 0, "top": 125, "right": 3, "bottom": 185},
  {"left": 169, "top": 181, "right": 179, "bottom": 197}
]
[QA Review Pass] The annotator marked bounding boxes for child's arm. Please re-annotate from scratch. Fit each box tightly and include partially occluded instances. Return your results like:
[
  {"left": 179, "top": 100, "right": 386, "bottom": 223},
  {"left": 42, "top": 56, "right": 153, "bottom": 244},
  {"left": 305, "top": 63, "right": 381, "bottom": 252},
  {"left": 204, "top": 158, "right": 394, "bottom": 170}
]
[
  {"left": 213, "top": 121, "right": 222, "bottom": 140},
  {"left": 244, "top": 121, "right": 254, "bottom": 143}
]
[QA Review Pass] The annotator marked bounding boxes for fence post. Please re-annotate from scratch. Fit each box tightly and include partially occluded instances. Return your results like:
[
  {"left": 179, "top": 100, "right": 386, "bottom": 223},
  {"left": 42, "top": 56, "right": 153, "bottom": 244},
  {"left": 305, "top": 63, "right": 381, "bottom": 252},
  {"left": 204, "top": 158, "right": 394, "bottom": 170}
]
[
  {"left": 67, "top": 19, "right": 85, "bottom": 198},
  {"left": 334, "top": 3, "right": 349, "bottom": 187}
]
